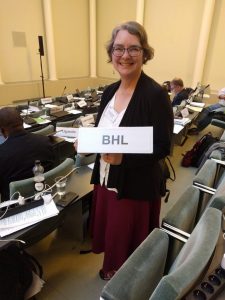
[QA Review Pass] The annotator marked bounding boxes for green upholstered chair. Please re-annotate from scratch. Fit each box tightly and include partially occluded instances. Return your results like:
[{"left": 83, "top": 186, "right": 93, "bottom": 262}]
[
  {"left": 32, "top": 124, "right": 55, "bottom": 136},
  {"left": 211, "top": 118, "right": 225, "bottom": 142},
  {"left": 193, "top": 159, "right": 218, "bottom": 188},
  {"left": 150, "top": 207, "right": 222, "bottom": 300},
  {"left": 161, "top": 185, "right": 200, "bottom": 271},
  {"left": 207, "top": 170, "right": 225, "bottom": 211},
  {"left": 56, "top": 119, "right": 77, "bottom": 128},
  {"left": 74, "top": 153, "right": 96, "bottom": 167},
  {"left": 211, "top": 118, "right": 225, "bottom": 130},
  {"left": 9, "top": 158, "right": 75, "bottom": 199},
  {"left": 100, "top": 228, "right": 169, "bottom": 300},
  {"left": 192, "top": 159, "right": 219, "bottom": 219}
]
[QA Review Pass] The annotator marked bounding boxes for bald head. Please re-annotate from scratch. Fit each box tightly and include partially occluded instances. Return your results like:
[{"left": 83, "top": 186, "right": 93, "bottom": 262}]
[{"left": 0, "top": 107, "right": 23, "bottom": 135}]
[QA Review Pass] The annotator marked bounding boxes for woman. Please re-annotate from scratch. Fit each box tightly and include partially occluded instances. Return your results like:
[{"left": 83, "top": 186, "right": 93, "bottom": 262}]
[{"left": 90, "top": 21, "right": 174, "bottom": 280}]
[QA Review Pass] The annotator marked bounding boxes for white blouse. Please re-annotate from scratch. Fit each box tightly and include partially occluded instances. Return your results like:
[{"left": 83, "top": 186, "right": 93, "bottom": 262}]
[{"left": 98, "top": 95, "right": 127, "bottom": 191}]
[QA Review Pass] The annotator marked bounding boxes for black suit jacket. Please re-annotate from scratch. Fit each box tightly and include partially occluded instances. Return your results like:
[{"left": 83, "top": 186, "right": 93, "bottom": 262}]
[
  {"left": 171, "top": 89, "right": 190, "bottom": 107},
  {"left": 0, "top": 130, "right": 54, "bottom": 201}
]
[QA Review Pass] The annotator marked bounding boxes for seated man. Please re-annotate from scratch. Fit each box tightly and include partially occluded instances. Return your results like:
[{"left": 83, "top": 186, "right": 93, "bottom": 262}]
[
  {"left": 0, "top": 107, "right": 54, "bottom": 201},
  {"left": 188, "top": 87, "right": 225, "bottom": 135},
  {"left": 170, "top": 78, "right": 191, "bottom": 107}
]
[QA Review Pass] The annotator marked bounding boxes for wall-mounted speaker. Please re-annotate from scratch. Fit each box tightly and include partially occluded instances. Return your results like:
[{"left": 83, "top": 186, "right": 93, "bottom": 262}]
[{"left": 38, "top": 35, "right": 44, "bottom": 56}]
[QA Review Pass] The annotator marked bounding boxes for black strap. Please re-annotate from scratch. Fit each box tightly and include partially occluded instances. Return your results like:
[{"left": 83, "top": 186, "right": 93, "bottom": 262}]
[{"left": 166, "top": 157, "right": 176, "bottom": 181}]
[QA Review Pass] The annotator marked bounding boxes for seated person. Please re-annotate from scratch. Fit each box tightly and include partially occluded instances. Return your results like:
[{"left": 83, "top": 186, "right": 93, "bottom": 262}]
[
  {"left": 170, "top": 78, "right": 191, "bottom": 107},
  {"left": 0, "top": 107, "right": 54, "bottom": 201},
  {"left": 188, "top": 87, "right": 225, "bottom": 135},
  {"left": 162, "top": 80, "right": 171, "bottom": 93}
]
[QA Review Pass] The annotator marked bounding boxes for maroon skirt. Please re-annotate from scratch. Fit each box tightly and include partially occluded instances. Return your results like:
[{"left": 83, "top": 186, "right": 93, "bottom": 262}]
[{"left": 90, "top": 184, "right": 161, "bottom": 272}]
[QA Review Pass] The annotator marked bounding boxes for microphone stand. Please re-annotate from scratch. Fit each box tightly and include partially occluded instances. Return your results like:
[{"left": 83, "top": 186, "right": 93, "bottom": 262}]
[{"left": 39, "top": 50, "right": 45, "bottom": 98}]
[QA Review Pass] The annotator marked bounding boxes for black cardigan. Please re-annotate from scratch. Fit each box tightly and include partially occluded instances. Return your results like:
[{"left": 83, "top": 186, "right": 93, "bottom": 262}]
[{"left": 91, "top": 72, "right": 174, "bottom": 201}]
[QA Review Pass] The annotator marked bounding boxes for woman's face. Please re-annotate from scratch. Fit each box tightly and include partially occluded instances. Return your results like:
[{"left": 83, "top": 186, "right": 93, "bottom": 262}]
[{"left": 112, "top": 29, "right": 143, "bottom": 80}]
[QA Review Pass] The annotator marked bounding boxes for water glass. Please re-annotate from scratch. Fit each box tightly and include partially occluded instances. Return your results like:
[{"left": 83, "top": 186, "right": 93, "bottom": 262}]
[{"left": 55, "top": 176, "right": 67, "bottom": 198}]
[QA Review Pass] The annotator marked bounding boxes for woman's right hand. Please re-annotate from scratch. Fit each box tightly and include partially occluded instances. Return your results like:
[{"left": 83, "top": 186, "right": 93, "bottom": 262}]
[{"left": 102, "top": 153, "right": 123, "bottom": 165}]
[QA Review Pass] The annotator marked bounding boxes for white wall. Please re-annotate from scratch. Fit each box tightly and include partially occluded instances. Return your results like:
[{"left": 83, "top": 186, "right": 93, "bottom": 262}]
[
  {"left": 0, "top": 0, "right": 46, "bottom": 82},
  {"left": 52, "top": 0, "right": 89, "bottom": 79},
  {"left": 143, "top": 0, "right": 205, "bottom": 87},
  {"left": 96, "top": 0, "right": 137, "bottom": 79},
  {"left": 203, "top": 0, "right": 225, "bottom": 91},
  {"left": 0, "top": 0, "right": 225, "bottom": 105}
]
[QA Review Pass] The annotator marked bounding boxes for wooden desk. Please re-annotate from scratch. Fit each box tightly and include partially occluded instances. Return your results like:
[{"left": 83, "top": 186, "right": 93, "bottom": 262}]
[{"left": 0, "top": 165, "right": 93, "bottom": 250}]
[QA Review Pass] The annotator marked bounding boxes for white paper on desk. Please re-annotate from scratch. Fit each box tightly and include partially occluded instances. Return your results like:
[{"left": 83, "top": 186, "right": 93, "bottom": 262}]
[
  {"left": 174, "top": 118, "right": 191, "bottom": 126},
  {"left": 0, "top": 201, "right": 59, "bottom": 237},
  {"left": 0, "top": 220, "right": 39, "bottom": 237},
  {"left": 23, "top": 122, "right": 31, "bottom": 128},
  {"left": 186, "top": 105, "right": 203, "bottom": 112},
  {"left": 29, "top": 105, "right": 40, "bottom": 112},
  {"left": 45, "top": 104, "right": 58, "bottom": 108},
  {"left": 69, "top": 109, "right": 82, "bottom": 115},
  {"left": 173, "top": 124, "right": 184, "bottom": 134},
  {"left": 189, "top": 102, "right": 205, "bottom": 108},
  {"left": 21, "top": 107, "right": 40, "bottom": 113}
]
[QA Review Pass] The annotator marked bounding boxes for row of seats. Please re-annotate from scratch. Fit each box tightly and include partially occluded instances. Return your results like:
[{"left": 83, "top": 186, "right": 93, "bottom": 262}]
[{"left": 100, "top": 122, "right": 225, "bottom": 300}]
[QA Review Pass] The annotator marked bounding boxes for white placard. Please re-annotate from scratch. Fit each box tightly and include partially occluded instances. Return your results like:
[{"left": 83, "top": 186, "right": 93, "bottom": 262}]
[
  {"left": 181, "top": 107, "right": 189, "bottom": 118},
  {"left": 50, "top": 105, "right": 64, "bottom": 113},
  {"left": 77, "top": 127, "right": 153, "bottom": 154},
  {"left": 41, "top": 97, "right": 52, "bottom": 104},
  {"left": 74, "top": 97, "right": 86, "bottom": 101},
  {"left": 56, "top": 127, "right": 79, "bottom": 138},
  {"left": 77, "top": 100, "right": 87, "bottom": 107},
  {"left": 67, "top": 94, "right": 74, "bottom": 101}
]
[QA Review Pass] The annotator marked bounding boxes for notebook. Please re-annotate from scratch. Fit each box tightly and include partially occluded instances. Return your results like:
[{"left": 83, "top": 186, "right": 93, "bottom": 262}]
[{"left": 50, "top": 110, "right": 69, "bottom": 118}]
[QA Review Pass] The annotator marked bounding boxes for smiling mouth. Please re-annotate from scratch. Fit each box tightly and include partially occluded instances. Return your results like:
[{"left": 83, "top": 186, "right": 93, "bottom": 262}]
[{"left": 119, "top": 62, "right": 134, "bottom": 66}]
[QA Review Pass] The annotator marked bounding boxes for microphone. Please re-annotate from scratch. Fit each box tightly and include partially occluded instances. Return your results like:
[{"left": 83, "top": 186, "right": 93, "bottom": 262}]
[
  {"left": 27, "top": 100, "right": 30, "bottom": 115},
  {"left": 23, "top": 100, "right": 30, "bottom": 121},
  {"left": 61, "top": 86, "right": 67, "bottom": 97},
  {"left": 23, "top": 100, "right": 36, "bottom": 125}
]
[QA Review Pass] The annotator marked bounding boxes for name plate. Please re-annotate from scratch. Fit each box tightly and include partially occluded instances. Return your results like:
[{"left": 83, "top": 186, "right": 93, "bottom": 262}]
[
  {"left": 77, "top": 100, "right": 87, "bottom": 107},
  {"left": 50, "top": 105, "right": 64, "bottom": 113},
  {"left": 181, "top": 107, "right": 189, "bottom": 118},
  {"left": 67, "top": 94, "right": 74, "bottom": 102},
  {"left": 56, "top": 127, "right": 79, "bottom": 138},
  {"left": 41, "top": 97, "right": 52, "bottom": 104},
  {"left": 77, "top": 127, "right": 153, "bottom": 153}
]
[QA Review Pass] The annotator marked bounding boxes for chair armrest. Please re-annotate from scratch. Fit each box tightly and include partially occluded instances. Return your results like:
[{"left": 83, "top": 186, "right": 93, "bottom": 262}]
[
  {"left": 161, "top": 222, "right": 190, "bottom": 239},
  {"left": 211, "top": 118, "right": 225, "bottom": 129},
  {"left": 160, "top": 227, "right": 188, "bottom": 243},
  {"left": 211, "top": 157, "right": 225, "bottom": 166},
  {"left": 192, "top": 182, "right": 216, "bottom": 195}
]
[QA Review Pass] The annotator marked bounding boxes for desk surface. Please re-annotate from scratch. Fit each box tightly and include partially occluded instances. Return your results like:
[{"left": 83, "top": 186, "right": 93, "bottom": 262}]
[{"left": 0, "top": 165, "right": 93, "bottom": 249}]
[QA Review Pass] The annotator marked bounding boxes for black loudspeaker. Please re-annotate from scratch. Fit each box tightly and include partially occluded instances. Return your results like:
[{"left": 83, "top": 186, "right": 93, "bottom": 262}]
[{"left": 38, "top": 36, "right": 44, "bottom": 56}]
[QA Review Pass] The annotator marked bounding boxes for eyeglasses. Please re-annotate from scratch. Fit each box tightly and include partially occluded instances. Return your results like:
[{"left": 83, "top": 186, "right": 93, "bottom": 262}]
[{"left": 112, "top": 46, "right": 143, "bottom": 57}]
